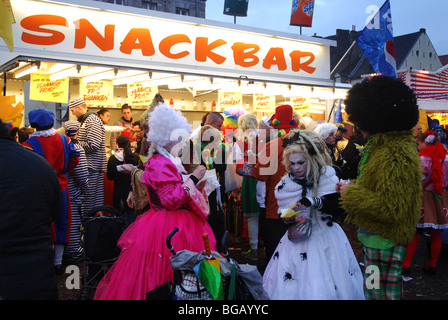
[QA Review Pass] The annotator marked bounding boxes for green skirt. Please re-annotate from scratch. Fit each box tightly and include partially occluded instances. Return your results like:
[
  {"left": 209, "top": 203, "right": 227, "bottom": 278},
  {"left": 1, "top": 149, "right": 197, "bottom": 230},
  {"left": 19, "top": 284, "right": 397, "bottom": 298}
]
[{"left": 241, "top": 176, "right": 260, "bottom": 217}]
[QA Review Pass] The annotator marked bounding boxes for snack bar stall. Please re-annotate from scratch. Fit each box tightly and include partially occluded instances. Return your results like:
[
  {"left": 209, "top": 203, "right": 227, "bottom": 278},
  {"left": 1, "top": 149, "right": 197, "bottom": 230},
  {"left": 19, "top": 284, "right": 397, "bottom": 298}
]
[{"left": 0, "top": 0, "right": 350, "bottom": 132}]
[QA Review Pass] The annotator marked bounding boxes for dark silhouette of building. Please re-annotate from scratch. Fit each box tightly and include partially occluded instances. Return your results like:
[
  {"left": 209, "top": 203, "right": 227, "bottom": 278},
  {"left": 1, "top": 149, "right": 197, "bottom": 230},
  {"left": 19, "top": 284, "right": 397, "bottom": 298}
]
[{"left": 94, "top": 0, "right": 207, "bottom": 18}]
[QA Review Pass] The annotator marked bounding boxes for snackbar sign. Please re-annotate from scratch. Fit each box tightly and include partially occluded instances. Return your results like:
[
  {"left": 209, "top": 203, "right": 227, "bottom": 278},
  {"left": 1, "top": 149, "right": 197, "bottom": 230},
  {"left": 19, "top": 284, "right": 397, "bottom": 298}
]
[{"left": 8, "top": 0, "right": 331, "bottom": 82}]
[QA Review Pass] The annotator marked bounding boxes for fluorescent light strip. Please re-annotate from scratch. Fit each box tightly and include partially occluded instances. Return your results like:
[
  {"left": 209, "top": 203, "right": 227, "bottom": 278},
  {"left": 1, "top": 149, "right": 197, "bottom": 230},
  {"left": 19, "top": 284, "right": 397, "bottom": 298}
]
[
  {"left": 113, "top": 72, "right": 150, "bottom": 85},
  {"left": 141, "top": 76, "right": 183, "bottom": 88},
  {"left": 78, "top": 66, "right": 112, "bottom": 78},
  {"left": 194, "top": 80, "right": 239, "bottom": 92},
  {"left": 49, "top": 63, "right": 76, "bottom": 73},
  {"left": 49, "top": 66, "right": 79, "bottom": 81},
  {"left": 284, "top": 85, "right": 313, "bottom": 98},
  {"left": 82, "top": 69, "right": 117, "bottom": 83},
  {"left": 113, "top": 72, "right": 179, "bottom": 86},
  {"left": 14, "top": 64, "right": 38, "bottom": 78},
  {"left": 264, "top": 84, "right": 290, "bottom": 96},
  {"left": 168, "top": 78, "right": 212, "bottom": 89}
]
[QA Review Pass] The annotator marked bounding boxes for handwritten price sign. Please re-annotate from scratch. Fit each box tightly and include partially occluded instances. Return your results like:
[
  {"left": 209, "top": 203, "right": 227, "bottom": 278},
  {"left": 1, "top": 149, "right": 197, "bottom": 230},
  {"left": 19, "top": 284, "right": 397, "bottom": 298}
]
[
  {"left": 253, "top": 94, "right": 275, "bottom": 112},
  {"left": 80, "top": 80, "right": 114, "bottom": 105},
  {"left": 290, "top": 96, "right": 311, "bottom": 113},
  {"left": 127, "top": 82, "right": 157, "bottom": 106},
  {"left": 30, "top": 74, "right": 69, "bottom": 103},
  {"left": 218, "top": 91, "right": 242, "bottom": 111}
]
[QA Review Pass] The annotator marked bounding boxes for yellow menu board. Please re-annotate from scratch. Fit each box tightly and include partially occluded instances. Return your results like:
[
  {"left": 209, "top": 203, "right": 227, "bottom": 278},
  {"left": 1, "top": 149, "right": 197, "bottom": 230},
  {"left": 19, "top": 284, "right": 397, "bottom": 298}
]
[
  {"left": 127, "top": 82, "right": 158, "bottom": 107},
  {"left": 30, "top": 74, "right": 69, "bottom": 103},
  {"left": 80, "top": 80, "right": 114, "bottom": 106},
  {"left": 290, "top": 96, "right": 311, "bottom": 113},
  {"left": 253, "top": 94, "right": 275, "bottom": 112},
  {"left": 218, "top": 91, "right": 242, "bottom": 112}
]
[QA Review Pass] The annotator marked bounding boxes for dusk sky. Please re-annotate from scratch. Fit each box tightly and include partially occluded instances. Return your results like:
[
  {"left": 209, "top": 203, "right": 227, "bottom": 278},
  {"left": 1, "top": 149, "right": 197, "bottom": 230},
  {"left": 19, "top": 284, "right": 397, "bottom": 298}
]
[{"left": 205, "top": 0, "right": 448, "bottom": 57}]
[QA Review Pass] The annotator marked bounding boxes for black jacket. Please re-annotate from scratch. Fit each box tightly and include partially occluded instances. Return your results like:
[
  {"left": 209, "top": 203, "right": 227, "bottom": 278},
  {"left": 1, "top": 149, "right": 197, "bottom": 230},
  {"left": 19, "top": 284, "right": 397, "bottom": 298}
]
[
  {"left": 0, "top": 136, "right": 61, "bottom": 300},
  {"left": 107, "top": 151, "right": 140, "bottom": 211}
]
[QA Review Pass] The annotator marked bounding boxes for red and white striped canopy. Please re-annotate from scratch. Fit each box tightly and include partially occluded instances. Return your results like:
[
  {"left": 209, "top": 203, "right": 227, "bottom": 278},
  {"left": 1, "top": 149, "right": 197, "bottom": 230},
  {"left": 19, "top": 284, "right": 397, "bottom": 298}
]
[{"left": 398, "top": 65, "right": 448, "bottom": 100}]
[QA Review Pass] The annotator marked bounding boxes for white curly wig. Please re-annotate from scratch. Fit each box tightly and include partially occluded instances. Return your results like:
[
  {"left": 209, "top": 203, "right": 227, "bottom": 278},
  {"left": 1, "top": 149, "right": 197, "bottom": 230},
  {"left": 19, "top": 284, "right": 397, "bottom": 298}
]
[
  {"left": 147, "top": 104, "right": 192, "bottom": 147},
  {"left": 315, "top": 123, "right": 337, "bottom": 140}
]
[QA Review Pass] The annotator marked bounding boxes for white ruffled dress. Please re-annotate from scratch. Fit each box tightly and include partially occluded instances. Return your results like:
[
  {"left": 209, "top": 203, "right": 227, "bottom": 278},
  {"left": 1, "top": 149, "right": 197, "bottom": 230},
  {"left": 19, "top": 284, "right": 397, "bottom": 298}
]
[{"left": 262, "top": 166, "right": 365, "bottom": 300}]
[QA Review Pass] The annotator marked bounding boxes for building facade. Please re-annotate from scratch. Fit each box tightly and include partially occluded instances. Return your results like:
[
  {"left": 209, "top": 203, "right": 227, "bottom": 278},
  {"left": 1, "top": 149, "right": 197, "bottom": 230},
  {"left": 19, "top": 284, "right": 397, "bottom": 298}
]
[
  {"left": 395, "top": 28, "right": 442, "bottom": 72},
  {"left": 94, "top": 0, "right": 207, "bottom": 18}
]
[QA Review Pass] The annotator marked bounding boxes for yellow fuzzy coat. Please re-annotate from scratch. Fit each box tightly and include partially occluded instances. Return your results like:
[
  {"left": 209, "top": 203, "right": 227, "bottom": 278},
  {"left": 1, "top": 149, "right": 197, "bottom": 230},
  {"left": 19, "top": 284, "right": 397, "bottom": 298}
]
[{"left": 341, "top": 131, "right": 422, "bottom": 244}]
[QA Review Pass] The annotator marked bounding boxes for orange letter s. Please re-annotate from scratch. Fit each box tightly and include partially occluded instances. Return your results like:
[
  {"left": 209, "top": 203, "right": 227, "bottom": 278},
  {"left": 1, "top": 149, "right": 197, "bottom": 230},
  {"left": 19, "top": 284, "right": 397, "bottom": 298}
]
[{"left": 21, "top": 15, "right": 68, "bottom": 45}]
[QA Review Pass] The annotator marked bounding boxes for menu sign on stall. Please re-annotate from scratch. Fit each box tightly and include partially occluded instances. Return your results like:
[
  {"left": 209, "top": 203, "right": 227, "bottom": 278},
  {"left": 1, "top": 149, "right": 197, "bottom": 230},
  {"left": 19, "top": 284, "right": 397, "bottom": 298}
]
[
  {"left": 290, "top": 96, "right": 311, "bottom": 113},
  {"left": 29, "top": 74, "right": 69, "bottom": 103},
  {"left": 80, "top": 80, "right": 114, "bottom": 105},
  {"left": 127, "top": 83, "right": 157, "bottom": 107},
  {"left": 218, "top": 91, "right": 242, "bottom": 112},
  {"left": 253, "top": 94, "right": 276, "bottom": 112}
]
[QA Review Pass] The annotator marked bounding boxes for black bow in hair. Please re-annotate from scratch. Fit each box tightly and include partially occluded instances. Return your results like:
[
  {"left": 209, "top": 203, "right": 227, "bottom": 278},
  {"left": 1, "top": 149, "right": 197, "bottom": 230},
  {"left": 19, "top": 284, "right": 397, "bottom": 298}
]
[{"left": 282, "top": 131, "right": 317, "bottom": 155}]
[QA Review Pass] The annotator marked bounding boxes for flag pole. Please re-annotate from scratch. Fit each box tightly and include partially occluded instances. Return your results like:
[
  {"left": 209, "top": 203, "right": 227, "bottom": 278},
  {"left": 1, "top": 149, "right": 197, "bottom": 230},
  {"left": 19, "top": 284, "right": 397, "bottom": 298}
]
[
  {"left": 330, "top": 40, "right": 357, "bottom": 77},
  {"left": 326, "top": 99, "right": 338, "bottom": 123}
]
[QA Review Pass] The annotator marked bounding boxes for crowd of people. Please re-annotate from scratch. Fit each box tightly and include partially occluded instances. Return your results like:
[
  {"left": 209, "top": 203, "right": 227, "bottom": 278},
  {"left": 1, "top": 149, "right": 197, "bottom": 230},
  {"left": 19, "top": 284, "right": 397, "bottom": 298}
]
[{"left": 1, "top": 75, "right": 447, "bottom": 300}]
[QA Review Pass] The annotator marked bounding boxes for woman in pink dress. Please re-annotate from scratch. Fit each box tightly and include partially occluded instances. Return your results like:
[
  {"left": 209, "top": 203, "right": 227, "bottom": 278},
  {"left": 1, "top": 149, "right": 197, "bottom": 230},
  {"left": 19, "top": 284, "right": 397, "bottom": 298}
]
[{"left": 94, "top": 105, "right": 216, "bottom": 300}]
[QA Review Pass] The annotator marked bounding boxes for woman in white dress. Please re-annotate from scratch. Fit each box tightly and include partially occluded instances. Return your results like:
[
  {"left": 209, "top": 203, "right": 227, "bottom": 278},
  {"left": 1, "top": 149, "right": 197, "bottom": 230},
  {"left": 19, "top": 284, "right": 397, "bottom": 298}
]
[{"left": 262, "top": 130, "right": 364, "bottom": 300}]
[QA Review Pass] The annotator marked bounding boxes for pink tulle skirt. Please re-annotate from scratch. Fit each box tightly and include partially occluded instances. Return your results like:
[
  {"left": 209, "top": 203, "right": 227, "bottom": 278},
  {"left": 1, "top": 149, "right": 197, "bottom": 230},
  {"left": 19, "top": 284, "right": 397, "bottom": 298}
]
[{"left": 94, "top": 207, "right": 217, "bottom": 300}]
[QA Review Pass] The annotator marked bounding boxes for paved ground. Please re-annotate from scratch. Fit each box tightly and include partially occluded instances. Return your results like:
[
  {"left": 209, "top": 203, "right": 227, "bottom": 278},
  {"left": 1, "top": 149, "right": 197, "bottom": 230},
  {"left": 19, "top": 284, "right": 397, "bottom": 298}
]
[
  {"left": 56, "top": 222, "right": 448, "bottom": 300},
  {"left": 225, "top": 222, "right": 448, "bottom": 300}
]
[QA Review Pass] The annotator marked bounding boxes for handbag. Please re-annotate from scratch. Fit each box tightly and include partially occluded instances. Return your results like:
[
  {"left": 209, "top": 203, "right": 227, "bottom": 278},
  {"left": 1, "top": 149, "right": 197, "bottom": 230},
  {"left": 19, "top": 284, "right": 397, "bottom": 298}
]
[
  {"left": 281, "top": 204, "right": 312, "bottom": 242},
  {"left": 287, "top": 216, "right": 312, "bottom": 242}
]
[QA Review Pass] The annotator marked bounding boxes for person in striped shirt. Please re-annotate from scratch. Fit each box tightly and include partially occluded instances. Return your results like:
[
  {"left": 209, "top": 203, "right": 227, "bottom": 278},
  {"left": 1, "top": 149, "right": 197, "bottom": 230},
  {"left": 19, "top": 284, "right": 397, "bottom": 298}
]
[
  {"left": 69, "top": 98, "right": 106, "bottom": 213},
  {"left": 63, "top": 120, "right": 89, "bottom": 265}
]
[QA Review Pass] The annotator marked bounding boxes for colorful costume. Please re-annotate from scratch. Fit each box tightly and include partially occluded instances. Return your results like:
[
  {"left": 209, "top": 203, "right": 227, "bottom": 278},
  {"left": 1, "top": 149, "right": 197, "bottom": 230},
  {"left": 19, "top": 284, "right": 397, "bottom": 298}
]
[
  {"left": 252, "top": 105, "right": 298, "bottom": 261},
  {"left": 417, "top": 140, "right": 448, "bottom": 229},
  {"left": 94, "top": 151, "right": 217, "bottom": 300},
  {"left": 263, "top": 166, "right": 364, "bottom": 300},
  {"left": 234, "top": 133, "right": 259, "bottom": 216},
  {"left": 341, "top": 131, "right": 422, "bottom": 299},
  {"left": 234, "top": 132, "right": 260, "bottom": 257},
  {"left": 23, "top": 129, "right": 79, "bottom": 245},
  {"left": 402, "top": 134, "right": 448, "bottom": 273}
]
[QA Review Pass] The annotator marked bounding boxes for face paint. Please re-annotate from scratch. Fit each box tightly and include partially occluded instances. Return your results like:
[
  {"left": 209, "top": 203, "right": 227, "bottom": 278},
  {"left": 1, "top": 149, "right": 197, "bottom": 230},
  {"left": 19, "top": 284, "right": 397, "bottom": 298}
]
[{"left": 289, "top": 153, "right": 307, "bottom": 178}]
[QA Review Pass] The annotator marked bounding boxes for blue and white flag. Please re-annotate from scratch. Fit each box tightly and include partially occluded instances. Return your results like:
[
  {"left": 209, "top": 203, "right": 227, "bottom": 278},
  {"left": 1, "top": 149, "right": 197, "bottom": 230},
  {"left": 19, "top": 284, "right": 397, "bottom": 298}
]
[{"left": 356, "top": 0, "right": 397, "bottom": 78}]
